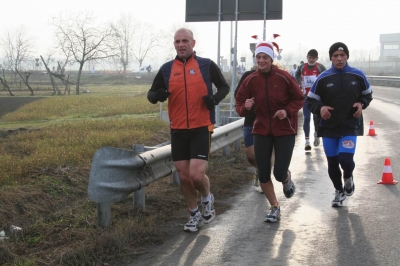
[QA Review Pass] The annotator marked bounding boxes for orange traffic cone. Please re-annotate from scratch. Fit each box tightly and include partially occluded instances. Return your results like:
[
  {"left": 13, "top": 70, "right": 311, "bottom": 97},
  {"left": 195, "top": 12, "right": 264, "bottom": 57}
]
[
  {"left": 367, "top": 120, "right": 377, "bottom": 136},
  {"left": 377, "top": 158, "right": 398, "bottom": 185}
]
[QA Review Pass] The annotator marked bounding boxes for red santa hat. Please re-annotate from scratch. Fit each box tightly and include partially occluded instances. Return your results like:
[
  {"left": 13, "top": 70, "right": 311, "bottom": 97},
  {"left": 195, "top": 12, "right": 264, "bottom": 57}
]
[{"left": 255, "top": 41, "right": 275, "bottom": 60}]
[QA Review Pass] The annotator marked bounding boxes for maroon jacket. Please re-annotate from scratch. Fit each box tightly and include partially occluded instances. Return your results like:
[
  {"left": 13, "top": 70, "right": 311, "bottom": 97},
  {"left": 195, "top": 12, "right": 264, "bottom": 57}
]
[{"left": 235, "top": 66, "right": 304, "bottom": 136}]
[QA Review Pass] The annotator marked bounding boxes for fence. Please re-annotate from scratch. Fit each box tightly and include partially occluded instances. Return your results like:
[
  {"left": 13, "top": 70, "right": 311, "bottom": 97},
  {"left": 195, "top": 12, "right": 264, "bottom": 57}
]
[
  {"left": 367, "top": 75, "right": 400, "bottom": 87},
  {"left": 88, "top": 118, "right": 244, "bottom": 227}
]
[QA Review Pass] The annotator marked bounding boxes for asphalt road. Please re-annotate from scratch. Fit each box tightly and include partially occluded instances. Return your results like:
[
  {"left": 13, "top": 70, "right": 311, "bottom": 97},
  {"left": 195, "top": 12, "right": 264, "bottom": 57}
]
[
  {"left": 0, "top": 97, "right": 44, "bottom": 117},
  {"left": 126, "top": 85, "right": 400, "bottom": 266}
]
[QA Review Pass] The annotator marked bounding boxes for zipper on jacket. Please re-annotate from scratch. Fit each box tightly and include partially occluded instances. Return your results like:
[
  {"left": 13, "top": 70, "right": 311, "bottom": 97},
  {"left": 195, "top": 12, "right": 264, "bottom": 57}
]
[
  {"left": 183, "top": 59, "right": 190, "bottom": 128},
  {"left": 265, "top": 75, "right": 273, "bottom": 135}
]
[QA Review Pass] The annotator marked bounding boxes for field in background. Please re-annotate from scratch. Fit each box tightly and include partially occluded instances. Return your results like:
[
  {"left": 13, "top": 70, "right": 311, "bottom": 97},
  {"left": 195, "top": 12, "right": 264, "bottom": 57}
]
[{"left": 0, "top": 81, "right": 250, "bottom": 266}]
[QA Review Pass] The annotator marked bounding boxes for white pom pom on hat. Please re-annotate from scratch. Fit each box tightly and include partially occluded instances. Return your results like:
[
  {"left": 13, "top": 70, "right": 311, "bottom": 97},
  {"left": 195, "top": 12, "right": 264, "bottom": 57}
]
[{"left": 255, "top": 41, "right": 275, "bottom": 60}]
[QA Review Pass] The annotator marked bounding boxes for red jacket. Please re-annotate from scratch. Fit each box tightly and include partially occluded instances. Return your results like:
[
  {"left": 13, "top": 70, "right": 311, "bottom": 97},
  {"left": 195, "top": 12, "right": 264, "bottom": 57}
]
[{"left": 235, "top": 66, "right": 304, "bottom": 136}]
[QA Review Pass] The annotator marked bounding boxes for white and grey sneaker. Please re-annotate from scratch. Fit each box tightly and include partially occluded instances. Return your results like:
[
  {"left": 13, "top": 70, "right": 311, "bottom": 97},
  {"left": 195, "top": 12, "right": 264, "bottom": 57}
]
[
  {"left": 184, "top": 211, "right": 203, "bottom": 232},
  {"left": 331, "top": 190, "right": 346, "bottom": 207},
  {"left": 313, "top": 132, "right": 320, "bottom": 147},
  {"left": 202, "top": 193, "right": 216, "bottom": 224},
  {"left": 344, "top": 176, "right": 355, "bottom": 196},
  {"left": 305, "top": 140, "right": 311, "bottom": 151},
  {"left": 283, "top": 170, "right": 295, "bottom": 198},
  {"left": 253, "top": 170, "right": 259, "bottom": 187},
  {"left": 264, "top": 205, "right": 281, "bottom": 223}
]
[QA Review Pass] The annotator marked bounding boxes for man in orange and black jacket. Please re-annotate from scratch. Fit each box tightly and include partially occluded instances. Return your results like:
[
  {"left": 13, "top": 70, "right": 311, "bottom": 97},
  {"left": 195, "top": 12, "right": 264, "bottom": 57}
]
[{"left": 147, "top": 28, "right": 229, "bottom": 233}]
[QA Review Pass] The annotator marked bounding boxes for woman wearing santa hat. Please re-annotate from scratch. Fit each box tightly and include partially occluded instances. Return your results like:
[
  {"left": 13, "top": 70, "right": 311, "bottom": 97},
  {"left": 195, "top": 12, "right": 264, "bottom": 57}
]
[{"left": 235, "top": 40, "right": 304, "bottom": 223}]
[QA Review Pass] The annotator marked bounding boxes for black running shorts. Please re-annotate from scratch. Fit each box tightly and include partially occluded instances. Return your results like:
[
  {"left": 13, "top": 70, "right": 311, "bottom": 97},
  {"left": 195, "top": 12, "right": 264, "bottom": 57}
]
[{"left": 171, "top": 130, "right": 211, "bottom": 161}]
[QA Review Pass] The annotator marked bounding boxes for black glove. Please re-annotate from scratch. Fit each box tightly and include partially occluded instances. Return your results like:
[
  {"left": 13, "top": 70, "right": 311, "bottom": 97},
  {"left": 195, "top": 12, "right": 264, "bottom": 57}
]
[
  {"left": 154, "top": 89, "right": 170, "bottom": 102},
  {"left": 202, "top": 95, "right": 215, "bottom": 110}
]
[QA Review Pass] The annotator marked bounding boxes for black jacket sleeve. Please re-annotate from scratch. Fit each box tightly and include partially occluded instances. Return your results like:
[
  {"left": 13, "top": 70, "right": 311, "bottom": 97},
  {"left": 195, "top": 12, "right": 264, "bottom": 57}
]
[
  {"left": 306, "top": 96, "right": 323, "bottom": 115},
  {"left": 295, "top": 65, "right": 302, "bottom": 85},
  {"left": 209, "top": 61, "right": 230, "bottom": 104},
  {"left": 234, "top": 70, "right": 255, "bottom": 98},
  {"left": 147, "top": 69, "right": 166, "bottom": 104},
  {"left": 358, "top": 93, "right": 373, "bottom": 109}
]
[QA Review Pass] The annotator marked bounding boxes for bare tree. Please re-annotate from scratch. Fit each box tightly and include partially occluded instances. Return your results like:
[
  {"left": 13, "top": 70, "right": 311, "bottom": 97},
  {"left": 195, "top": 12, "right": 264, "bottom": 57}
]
[
  {"left": 52, "top": 11, "right": 116, "bottom": 94},
  {"left": 57, "top": 40, "right": 74, "bottom": 71},
  {"left": 1, "top": 25, "right": 35, "bottom": 71},
  {"left": 15, "top": 70, "right": 34, "bottom": 95},
  {"left": 132, "top": 23, "right": 159, "bottom": 67},
  {"left": 1, "top": 25, "right": 35, "bottom": 91},
  {"left": 0, "top": 69, "right": 13, "bottom": 96},
  {"left": 110, "top": 13, "right": 137, "bottom": 74}
]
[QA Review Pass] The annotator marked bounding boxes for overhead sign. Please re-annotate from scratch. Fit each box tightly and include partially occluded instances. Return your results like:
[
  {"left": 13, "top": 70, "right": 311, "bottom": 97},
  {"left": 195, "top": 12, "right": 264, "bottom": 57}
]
[{"left": 185, "top": 0, "right": 282, "bottom": 22}]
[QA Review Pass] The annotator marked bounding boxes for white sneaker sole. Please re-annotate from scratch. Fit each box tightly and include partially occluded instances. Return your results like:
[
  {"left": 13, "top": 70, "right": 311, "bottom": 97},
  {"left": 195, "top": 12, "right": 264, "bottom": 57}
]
[
  {"left": 202, "top": 210, "right": 216, "bottom": 224},
  {"left": 313, "top": 138, "right": 320, "bottom": 147},
  {"left": 331, "top": 202, "right": 344, "bottom": 207},
  {"left": 264, "top": 216, "right": 280, "bottom": 223},
  {"left": 344, "top": 189, "right": 354, "bottom": 196},
  {"left": 184, "top": 227, "right": 198, "bottom": 232},
  {"left": 344, "top": 182, "right": 355, "bottom": 196},
  {"left": 184, "top": 220, "right": 203, "bottom": 232},
  {"left": 332, "top": 196, "right": 347, "bottom": 207}
]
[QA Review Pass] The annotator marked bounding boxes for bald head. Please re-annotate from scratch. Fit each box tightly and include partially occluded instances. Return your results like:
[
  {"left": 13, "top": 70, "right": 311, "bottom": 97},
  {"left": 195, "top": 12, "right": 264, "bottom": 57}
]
[{"left": 174, "top": 28, "right": 196, "bottom": 59}]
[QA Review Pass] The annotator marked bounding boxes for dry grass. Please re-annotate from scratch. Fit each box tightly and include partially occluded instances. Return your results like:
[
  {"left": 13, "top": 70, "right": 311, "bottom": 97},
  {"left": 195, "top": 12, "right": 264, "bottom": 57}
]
[
  {"left": 1, "top": 92, "right": 163, "bottom": 123},
  {"left": 0, "top": 85, "right": 252, "bottom": 266}
]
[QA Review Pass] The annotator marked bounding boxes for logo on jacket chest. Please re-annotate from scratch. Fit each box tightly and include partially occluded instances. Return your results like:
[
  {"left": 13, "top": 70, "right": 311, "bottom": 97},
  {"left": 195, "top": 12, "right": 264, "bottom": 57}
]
[
  {"left": 326, "top": 83, "right": 334, "bottom": 88},
  {"left": 189, "top": 69, "right": 196, "bottom": 74}
]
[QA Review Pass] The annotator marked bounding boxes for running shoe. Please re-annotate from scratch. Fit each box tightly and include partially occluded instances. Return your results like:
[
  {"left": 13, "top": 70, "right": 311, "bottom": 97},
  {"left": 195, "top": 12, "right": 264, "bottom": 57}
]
[
  {"left": 202, "top": 193, "right": 216, "bottom": 224},
  {"left": 313, "top": 132, "right": 320, "bottom": 147},
  {"left": 184, "top": 211, "right": 203, "bottom": 232},
  {"left": 253, "top": 170, "right": 259, "bottom": 187},
  {"left": 283, "top": 170, "right": 295, "bottom": 198},
  {"left": 331, "top": 190, "right": 346, "bottom": 207},
  {"left": 305, "top": 140, "right": 311, "bottom": 151},
  {"left": 264, "top": 205, "right": 281, "bottom": 223},
  {"left": 344, "top": 176, "right": 355, "bottom": 196}
]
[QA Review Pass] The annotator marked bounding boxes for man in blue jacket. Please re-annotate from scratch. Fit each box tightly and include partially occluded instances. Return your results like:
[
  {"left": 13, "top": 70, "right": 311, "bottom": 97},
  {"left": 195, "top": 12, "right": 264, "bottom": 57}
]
[{"left": 307, "top": 42, "right": 373, "bottom": 207}]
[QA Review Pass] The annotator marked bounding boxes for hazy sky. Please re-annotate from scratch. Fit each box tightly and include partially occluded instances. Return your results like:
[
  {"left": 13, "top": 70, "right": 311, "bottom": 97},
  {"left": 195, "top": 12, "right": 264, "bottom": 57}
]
[{"left": 1, "top": 0, "right": 399, "bottom": 69}]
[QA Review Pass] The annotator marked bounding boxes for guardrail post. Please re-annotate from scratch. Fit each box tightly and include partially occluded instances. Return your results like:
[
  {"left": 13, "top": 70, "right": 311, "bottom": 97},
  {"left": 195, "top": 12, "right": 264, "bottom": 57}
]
[
  {"left": 235, "top": 139, "right": 241, "bottom": 151},
  {"left": 133, "top": 144, "right": 145, "bottom": 211},
  {"left": 97, "top": 203, "right": 111, "bottom": 228},
  {"left": 221, "top": 117, "right": 231, "bottom": 158},
  {"left": 228, "top": 117, "right": 242, "bottom": 152},
  {"left": 172, "top": 172, "right": 180, "bottom": 186}
]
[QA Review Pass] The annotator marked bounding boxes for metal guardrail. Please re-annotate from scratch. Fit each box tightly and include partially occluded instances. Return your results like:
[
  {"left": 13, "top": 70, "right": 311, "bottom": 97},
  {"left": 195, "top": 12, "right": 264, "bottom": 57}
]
[
  {"left": 88, "top": 118, "right": 244, "bottom": 227},
  {"left": 367, "top": 75, "right": 400, "bottom": 87}
]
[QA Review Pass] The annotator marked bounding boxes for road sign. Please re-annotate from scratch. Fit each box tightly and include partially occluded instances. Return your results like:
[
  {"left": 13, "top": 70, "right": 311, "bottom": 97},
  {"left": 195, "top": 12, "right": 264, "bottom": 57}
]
[
  {"left": 277, "top": 55, "right": 282, "bottom": 61},
  {"left": 186, "top": 0, "right": 282, "bottom": 22}
]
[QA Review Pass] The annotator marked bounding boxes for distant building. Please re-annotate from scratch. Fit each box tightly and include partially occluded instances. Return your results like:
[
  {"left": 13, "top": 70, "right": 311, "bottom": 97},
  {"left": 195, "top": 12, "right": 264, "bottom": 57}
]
[{"left": 380, "top": 33, "right": 400, "bottom": 62}]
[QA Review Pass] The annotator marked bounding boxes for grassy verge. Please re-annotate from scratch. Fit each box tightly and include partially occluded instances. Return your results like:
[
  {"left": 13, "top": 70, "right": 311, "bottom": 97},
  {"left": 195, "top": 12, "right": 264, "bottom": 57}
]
[{"left": 0, "top": 85, "right": 250, "bottom": 266}]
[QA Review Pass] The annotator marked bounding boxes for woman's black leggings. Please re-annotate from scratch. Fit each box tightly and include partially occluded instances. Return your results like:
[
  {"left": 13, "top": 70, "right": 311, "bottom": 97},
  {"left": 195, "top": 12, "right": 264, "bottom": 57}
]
[{"left": 254, "top": 134, "right": 295, "bottom": 183}]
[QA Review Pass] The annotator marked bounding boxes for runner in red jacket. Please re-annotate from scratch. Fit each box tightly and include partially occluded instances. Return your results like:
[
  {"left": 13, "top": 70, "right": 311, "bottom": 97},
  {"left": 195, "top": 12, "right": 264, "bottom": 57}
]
[{"left": 236, "top": 40, "right": 304, "bottom": 223}]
